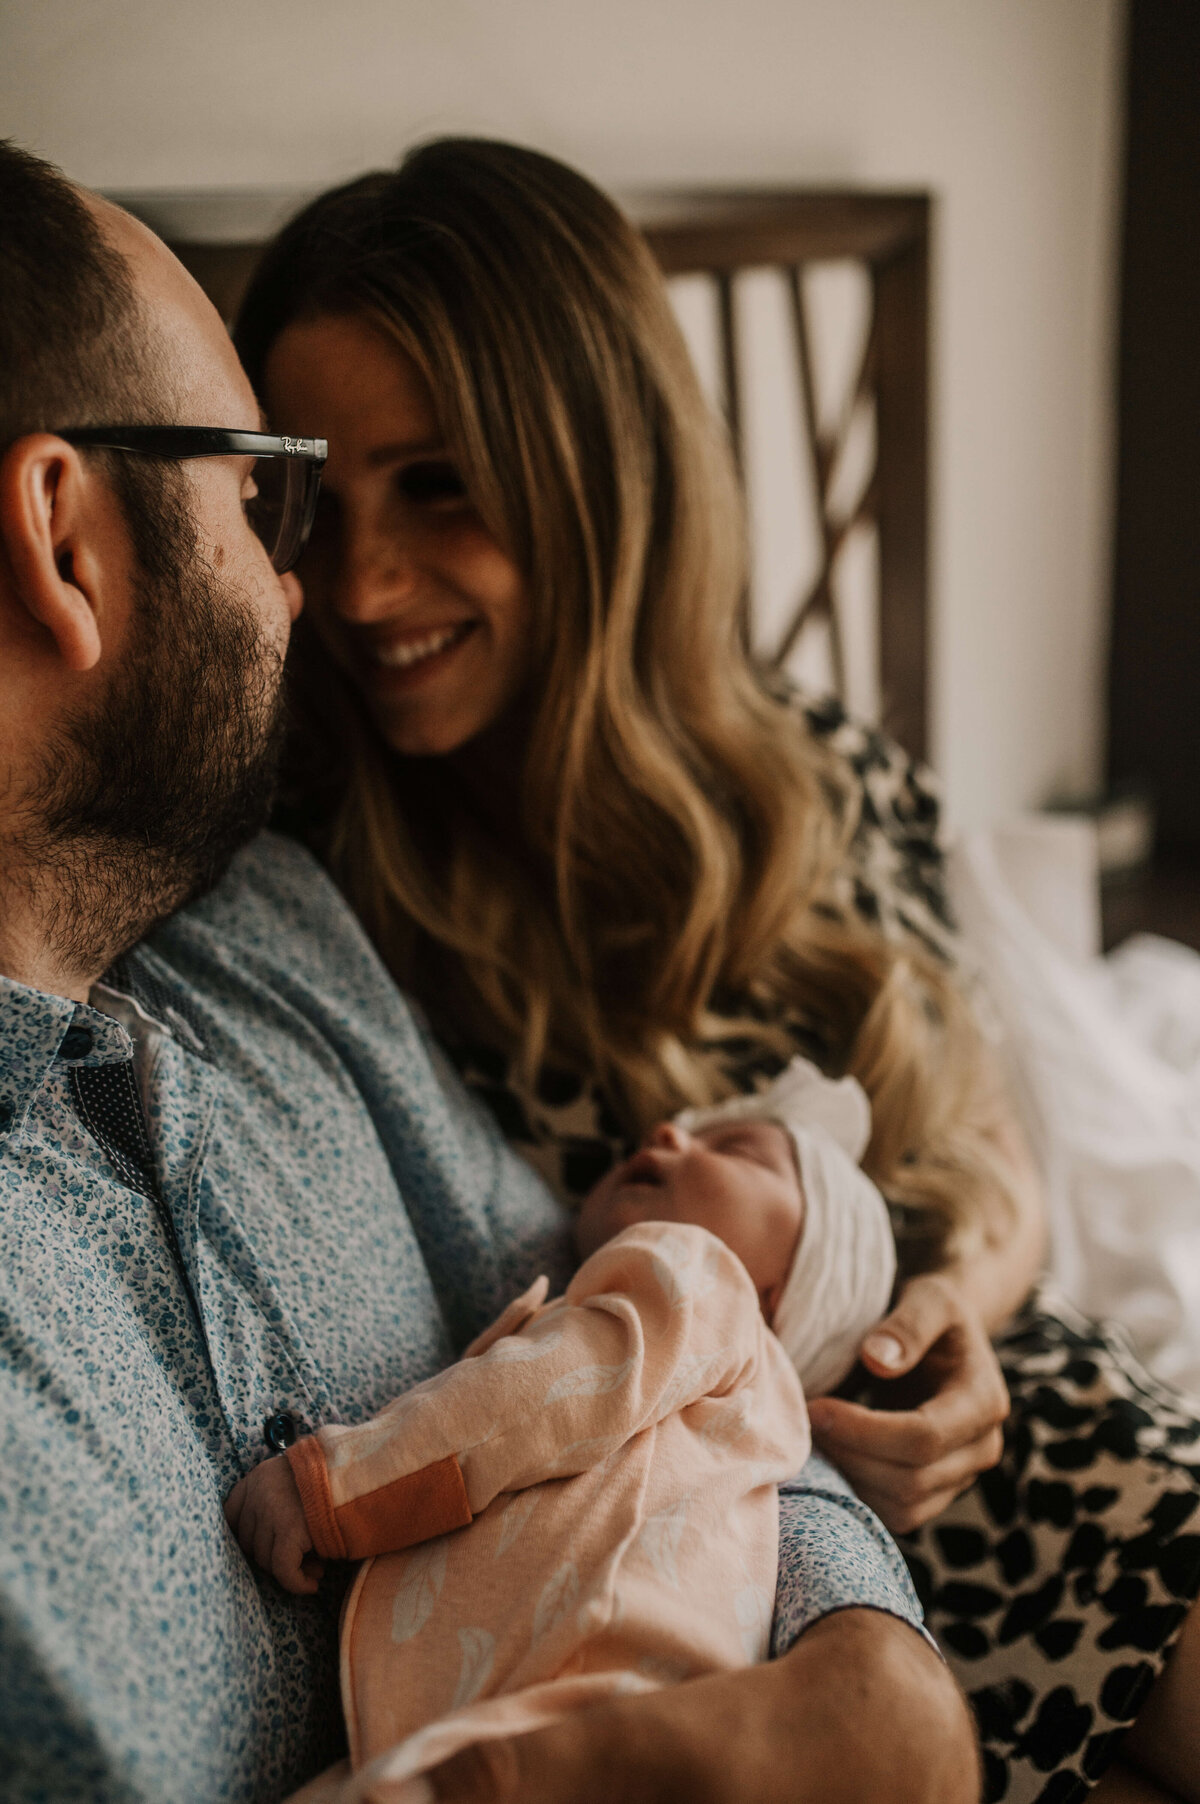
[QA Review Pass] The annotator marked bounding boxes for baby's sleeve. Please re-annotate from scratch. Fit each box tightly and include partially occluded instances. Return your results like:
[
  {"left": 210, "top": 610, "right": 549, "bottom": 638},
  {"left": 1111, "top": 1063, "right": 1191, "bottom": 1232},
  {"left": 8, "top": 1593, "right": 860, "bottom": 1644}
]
[{"left": 289, "top": 1222, "right": 799, "bottom": 1562}]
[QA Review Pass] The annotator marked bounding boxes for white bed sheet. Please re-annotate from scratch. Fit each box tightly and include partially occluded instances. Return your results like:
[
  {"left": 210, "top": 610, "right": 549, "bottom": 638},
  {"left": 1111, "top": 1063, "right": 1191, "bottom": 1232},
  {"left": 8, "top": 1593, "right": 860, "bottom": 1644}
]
[{"left": 950, "top": 819, "right": 1200, "bottom": 1402}]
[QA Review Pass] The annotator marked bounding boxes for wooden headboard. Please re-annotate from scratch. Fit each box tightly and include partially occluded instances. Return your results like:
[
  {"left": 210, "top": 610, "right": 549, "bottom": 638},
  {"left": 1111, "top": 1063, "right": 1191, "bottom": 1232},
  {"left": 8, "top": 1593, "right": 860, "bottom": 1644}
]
[
  {"left": 636, "top": 192, "right": 930, "bottom": 762},
  {"left": 147, "top": 187, "right": 931, "bottom": 760}
]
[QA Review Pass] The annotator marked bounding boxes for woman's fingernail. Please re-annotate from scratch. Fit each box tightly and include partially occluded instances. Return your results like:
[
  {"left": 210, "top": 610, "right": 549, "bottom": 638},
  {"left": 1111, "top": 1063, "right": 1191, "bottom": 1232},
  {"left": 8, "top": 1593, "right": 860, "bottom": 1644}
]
[{"left": 865, "top": 1333, "right": 905, "bottom": 1368}]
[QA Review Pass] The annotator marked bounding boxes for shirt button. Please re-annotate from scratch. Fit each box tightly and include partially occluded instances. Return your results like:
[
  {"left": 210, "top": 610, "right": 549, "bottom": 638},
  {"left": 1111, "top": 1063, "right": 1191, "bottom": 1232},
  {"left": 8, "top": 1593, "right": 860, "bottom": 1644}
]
[
  {"left": 59, "top": 1024, "right": 95, "bottom": 1061},
  {"left": 263, "top": 1411, "right": 298, "bottom": 1453}
]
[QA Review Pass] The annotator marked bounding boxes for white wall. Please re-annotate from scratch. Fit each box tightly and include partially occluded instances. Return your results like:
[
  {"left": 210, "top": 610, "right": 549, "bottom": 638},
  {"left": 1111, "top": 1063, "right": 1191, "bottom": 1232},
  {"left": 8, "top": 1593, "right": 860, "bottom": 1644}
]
[{"left": 0, "top": 0, "right": 1125, "bottom": 827}]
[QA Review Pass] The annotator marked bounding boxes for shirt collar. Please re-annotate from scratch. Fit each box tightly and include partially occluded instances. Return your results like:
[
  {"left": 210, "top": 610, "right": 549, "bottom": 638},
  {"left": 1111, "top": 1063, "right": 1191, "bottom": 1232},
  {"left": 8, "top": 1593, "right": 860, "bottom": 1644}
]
[{"left": 0, "top": 974, "right": 134, "bottom": 1143}]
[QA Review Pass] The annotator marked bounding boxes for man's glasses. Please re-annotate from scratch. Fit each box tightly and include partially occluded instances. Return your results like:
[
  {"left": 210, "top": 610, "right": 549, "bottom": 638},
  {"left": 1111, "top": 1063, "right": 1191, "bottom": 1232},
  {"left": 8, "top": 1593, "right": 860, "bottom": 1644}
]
[{"left": 58, "top": 427, "right": 328, "bottom": 575}]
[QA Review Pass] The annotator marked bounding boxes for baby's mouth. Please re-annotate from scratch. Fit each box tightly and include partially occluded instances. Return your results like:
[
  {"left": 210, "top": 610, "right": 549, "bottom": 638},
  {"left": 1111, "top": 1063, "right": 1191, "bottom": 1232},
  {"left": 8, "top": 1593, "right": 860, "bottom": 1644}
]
[{"left": 616, "top": 1150, "right": 666, "bottom": 1188}]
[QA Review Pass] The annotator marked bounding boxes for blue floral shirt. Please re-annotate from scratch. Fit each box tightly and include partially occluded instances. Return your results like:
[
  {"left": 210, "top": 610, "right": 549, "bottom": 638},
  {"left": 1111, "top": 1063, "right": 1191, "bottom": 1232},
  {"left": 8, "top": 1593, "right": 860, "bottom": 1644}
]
[{"left": 0, "top": 834, "right": 924, "bottom": 1803}]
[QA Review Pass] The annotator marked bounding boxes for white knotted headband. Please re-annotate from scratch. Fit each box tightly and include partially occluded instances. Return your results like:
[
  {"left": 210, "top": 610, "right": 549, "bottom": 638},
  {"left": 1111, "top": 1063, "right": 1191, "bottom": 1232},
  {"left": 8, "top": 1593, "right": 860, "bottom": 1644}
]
[{"left": 676, "top": 1057, "right": 896, "bottom": 1396}]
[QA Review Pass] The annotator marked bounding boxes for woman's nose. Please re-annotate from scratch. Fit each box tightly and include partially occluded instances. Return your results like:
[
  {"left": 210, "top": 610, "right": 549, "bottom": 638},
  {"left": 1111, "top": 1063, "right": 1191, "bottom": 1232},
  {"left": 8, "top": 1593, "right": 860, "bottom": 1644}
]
[
  {"left": 334, "top": 526, "right": 421, "bottom": 624},
  {"left": 647, "top": 1121, "right": 690, "bottom": 1153}
]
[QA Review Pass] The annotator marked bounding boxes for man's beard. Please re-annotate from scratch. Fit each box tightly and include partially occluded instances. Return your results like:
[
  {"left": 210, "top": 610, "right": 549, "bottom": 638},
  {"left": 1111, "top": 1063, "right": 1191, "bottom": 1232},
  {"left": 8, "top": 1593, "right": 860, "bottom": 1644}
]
[{"left": 17, "top": 512, "right": 286, "bottom": 978}]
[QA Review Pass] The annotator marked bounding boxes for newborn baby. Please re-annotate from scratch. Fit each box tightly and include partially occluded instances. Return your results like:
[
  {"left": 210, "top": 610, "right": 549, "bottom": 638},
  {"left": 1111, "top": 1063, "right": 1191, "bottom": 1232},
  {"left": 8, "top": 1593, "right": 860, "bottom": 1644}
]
[{"left": 227, "top": 1058, "right": 896, "bottom": 1803}]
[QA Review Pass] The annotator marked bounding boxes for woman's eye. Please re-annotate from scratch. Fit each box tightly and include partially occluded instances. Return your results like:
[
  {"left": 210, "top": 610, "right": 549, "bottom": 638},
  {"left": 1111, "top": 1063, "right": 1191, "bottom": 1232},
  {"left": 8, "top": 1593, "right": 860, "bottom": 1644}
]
[{"left": 397, "top": 461, "right": 468, "bottom": 507}]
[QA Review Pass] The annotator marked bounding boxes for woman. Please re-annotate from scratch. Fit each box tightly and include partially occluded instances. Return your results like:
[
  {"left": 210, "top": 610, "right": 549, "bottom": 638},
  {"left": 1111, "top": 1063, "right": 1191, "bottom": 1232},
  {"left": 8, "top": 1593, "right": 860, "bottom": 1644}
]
[{"left": 237, "top": 139, "right": 1200, "bottom": 1804}]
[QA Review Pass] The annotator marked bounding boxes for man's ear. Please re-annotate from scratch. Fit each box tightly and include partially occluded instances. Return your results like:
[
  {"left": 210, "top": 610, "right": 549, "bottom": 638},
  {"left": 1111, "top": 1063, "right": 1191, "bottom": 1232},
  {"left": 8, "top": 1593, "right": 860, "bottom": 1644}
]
[{"left": 0, "top": 434, "right": 118, "bottom": 672}]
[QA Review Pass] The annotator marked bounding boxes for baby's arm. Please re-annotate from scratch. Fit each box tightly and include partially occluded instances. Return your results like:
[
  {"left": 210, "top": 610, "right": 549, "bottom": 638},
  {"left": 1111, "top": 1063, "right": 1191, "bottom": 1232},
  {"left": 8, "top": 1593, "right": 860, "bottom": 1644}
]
[{"left": 230, "top": 1222, "right": 803, "bottom": 1588}]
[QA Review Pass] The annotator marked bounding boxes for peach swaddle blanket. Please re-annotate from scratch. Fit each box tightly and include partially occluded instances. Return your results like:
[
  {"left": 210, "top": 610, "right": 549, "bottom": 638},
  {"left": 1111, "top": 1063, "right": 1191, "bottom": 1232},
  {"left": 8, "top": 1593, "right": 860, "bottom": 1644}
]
[{"left": 286, "top": 1222, "right": 811, "bottom": 1800}]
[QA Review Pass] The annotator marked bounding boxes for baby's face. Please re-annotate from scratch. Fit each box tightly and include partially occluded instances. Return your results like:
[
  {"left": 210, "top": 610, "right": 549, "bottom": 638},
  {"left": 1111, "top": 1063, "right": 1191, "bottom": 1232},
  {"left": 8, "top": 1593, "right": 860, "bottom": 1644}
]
[{"left": 575, "top": 1118, "right": 804, "bottom": 1317}]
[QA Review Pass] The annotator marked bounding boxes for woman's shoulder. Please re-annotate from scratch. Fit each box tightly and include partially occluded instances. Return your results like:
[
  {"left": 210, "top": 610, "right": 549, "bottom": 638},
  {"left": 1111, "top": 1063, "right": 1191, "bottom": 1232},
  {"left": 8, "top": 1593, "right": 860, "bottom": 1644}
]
[{"left": 785, "top": 687, "right": 958, "bottom": 965}]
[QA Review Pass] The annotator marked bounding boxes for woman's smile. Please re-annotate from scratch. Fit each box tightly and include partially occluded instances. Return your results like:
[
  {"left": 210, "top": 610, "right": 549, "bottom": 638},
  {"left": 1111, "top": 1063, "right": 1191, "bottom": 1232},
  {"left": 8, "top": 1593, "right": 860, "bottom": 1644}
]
[{"left": 366, "top": 620, "right": 477, "bottom": 674}]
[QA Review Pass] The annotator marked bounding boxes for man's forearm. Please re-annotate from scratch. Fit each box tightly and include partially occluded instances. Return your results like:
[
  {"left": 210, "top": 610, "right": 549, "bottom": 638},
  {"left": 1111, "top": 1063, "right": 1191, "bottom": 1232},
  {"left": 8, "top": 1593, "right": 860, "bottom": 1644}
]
[
  {"left": 422, "top": 1606, "right": 979, "bottom": 1804},
  {"left": 772, "top": 1611, "right": 979, "bottom": 1804}
]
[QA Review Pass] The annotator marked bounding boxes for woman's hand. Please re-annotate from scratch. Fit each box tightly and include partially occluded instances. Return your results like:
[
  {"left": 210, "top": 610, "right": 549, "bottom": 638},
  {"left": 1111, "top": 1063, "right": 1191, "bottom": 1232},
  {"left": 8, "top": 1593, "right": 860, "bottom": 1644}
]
[
  {"left": 411, "top": 1609, "right": 977, "bottom": 1804},
  {"left": 806, "top": 1272, "right": 1010, "bottom": 1536},
  {"left": 224, "top": 1455, "right": 324, "bottom": 1595}
]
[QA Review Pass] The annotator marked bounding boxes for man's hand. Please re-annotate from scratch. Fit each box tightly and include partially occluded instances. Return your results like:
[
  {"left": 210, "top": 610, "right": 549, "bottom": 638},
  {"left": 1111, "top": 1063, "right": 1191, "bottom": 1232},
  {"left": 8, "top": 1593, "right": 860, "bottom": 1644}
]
[
  {"left": 807, "top": 1271, "right": 1010, "bottom": 1534},
  {"left": 400, "top": 1610, "right": 977, "bottom": 1804},
  {"left": 224, "top": 1455, "right": 324, "bottom": 1595}
]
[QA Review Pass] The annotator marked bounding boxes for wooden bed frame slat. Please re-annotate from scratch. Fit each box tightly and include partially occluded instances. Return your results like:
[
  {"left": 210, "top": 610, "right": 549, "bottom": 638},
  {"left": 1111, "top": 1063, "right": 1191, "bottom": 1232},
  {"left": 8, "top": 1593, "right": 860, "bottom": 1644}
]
[{"left": 639, "top": 191, "right": 931, "bottom": 762}]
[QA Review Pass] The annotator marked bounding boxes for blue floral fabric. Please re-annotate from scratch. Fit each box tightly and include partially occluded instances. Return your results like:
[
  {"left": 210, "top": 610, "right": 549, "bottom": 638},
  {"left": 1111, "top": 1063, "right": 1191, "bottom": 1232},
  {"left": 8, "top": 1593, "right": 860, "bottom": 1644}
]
[
  {"left": 773, "top": 1456, "right": 934, "bottom": 1657},
  {"left": 0, "top": 833, "right": 925, "bottom": 1803}
]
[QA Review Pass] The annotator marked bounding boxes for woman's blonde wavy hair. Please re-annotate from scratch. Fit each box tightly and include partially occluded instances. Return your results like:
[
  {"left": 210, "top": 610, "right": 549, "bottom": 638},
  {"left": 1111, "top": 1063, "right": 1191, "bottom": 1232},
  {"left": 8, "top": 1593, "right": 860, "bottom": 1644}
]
[{"left": 237, "top": 137, "right": 1014, "bottom": 1261}]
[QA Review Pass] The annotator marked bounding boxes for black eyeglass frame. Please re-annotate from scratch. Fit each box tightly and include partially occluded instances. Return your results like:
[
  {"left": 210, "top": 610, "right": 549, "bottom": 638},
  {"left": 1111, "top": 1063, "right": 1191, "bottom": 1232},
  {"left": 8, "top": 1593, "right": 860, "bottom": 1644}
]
[{"left": 57, "top": 426, "right": 328, "bottom": 574}]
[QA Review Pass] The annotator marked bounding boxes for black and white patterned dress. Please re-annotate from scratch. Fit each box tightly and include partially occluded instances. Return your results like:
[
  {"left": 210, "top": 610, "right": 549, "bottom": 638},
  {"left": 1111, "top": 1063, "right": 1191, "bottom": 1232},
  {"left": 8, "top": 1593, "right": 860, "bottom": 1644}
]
[{"left": 448, "top": 697, "right": 1200, "bottom": 1804}]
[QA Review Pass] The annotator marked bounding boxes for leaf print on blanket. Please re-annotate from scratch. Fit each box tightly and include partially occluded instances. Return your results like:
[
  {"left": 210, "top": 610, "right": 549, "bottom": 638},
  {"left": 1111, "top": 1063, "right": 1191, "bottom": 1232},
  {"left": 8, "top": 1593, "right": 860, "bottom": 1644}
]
[
  {"left": 735, "top": 1583, "right": 772, "bottom": 1662},
  {"left": 543, "top": 1355, "right": 635, "bottom": 1405},
  {"left": 696, "top": 1241, "right": 727, "bottom": 1303},
  {"left": 532, "top": 1562, "right": 580, "bottom": 1644},
  {"left": 484, "top": 1327, "right": 565, "bottom": 1363},
  {"left": 694, "top": 1390, "right": 756, "bottom": 1450},
  {"left": 459, "top": 1418, "right": 500, "bottom": 1456},
  {"left": 321, "top": 1396, "right": 421, "bottom": 1472},
  {"left": 646, "top": 1228, "right": 702, "bottom": 1307},
  {"left": 451, "top": 1627, "right": 496, "bottom": 1710},
  {"left": 494, "top": 1490, "right": 540, "bottom": 1559},
  {"left": 549, "top": 1433, "right": 622, "bottom": 1471},
  {"left": 657, "top": 1349, "right": 720, "bottom": 1418},
  {"left": 391, "top": 1539, "right": 449, "bottom": 1645},
  {"left": 323, "top": 1362, "right": 472, "bottom": 1472},
  {"left": 635, "top": 1499, "right": 690, "bottom": 1589}
]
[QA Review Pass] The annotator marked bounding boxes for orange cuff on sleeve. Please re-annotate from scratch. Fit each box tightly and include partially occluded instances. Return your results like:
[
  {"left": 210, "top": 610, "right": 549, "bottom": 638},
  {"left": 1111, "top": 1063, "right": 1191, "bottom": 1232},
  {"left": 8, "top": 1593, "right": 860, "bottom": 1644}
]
[
  {"left": 287, "top": 1437, "right": 473, "bottom": 1562},
  {"left": 288, "top": 1434, "right": 346, "bottom": 1560}
]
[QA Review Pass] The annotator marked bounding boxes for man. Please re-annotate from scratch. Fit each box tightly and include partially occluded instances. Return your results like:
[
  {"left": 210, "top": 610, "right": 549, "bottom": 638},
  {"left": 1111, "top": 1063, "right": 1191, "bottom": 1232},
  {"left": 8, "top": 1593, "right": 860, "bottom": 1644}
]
[{"left": 0, "top": 140, "right": 977, "bottom": 1803}]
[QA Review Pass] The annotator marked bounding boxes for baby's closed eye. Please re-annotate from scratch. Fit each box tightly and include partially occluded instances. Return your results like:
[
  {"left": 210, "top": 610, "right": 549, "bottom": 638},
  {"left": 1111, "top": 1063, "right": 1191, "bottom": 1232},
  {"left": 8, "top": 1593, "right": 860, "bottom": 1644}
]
[{"left": 701, "top": 1124, "right": 792, "bottom": 1174}]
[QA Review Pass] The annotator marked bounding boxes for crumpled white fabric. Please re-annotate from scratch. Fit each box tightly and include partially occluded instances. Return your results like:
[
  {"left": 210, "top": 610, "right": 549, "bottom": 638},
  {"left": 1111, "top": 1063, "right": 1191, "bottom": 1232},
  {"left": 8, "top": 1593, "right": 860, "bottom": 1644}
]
[
  {"left": 950, "top": 824, "right": 1200, "bottom": 1400},
  {"left": 677, "top": 1057, "right": 896, "bottom": 1396}
]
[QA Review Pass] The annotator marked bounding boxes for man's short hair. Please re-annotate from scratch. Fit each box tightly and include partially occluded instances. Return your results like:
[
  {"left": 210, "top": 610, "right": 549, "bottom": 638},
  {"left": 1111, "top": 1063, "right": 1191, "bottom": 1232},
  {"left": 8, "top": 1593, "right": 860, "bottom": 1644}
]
[
  {"left": 0, "top": 140, "right": 189, "bottom": 582},
  {"left": 0, "top": 139, "right": 169, "bottom": 449}
]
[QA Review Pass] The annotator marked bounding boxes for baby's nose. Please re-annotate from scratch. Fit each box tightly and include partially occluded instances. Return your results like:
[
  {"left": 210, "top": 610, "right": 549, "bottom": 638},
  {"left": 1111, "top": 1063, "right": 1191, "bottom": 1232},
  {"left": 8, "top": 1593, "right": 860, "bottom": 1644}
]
[{"left": 647, "top": 1120, "right": 691, "bottom": 1153}]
